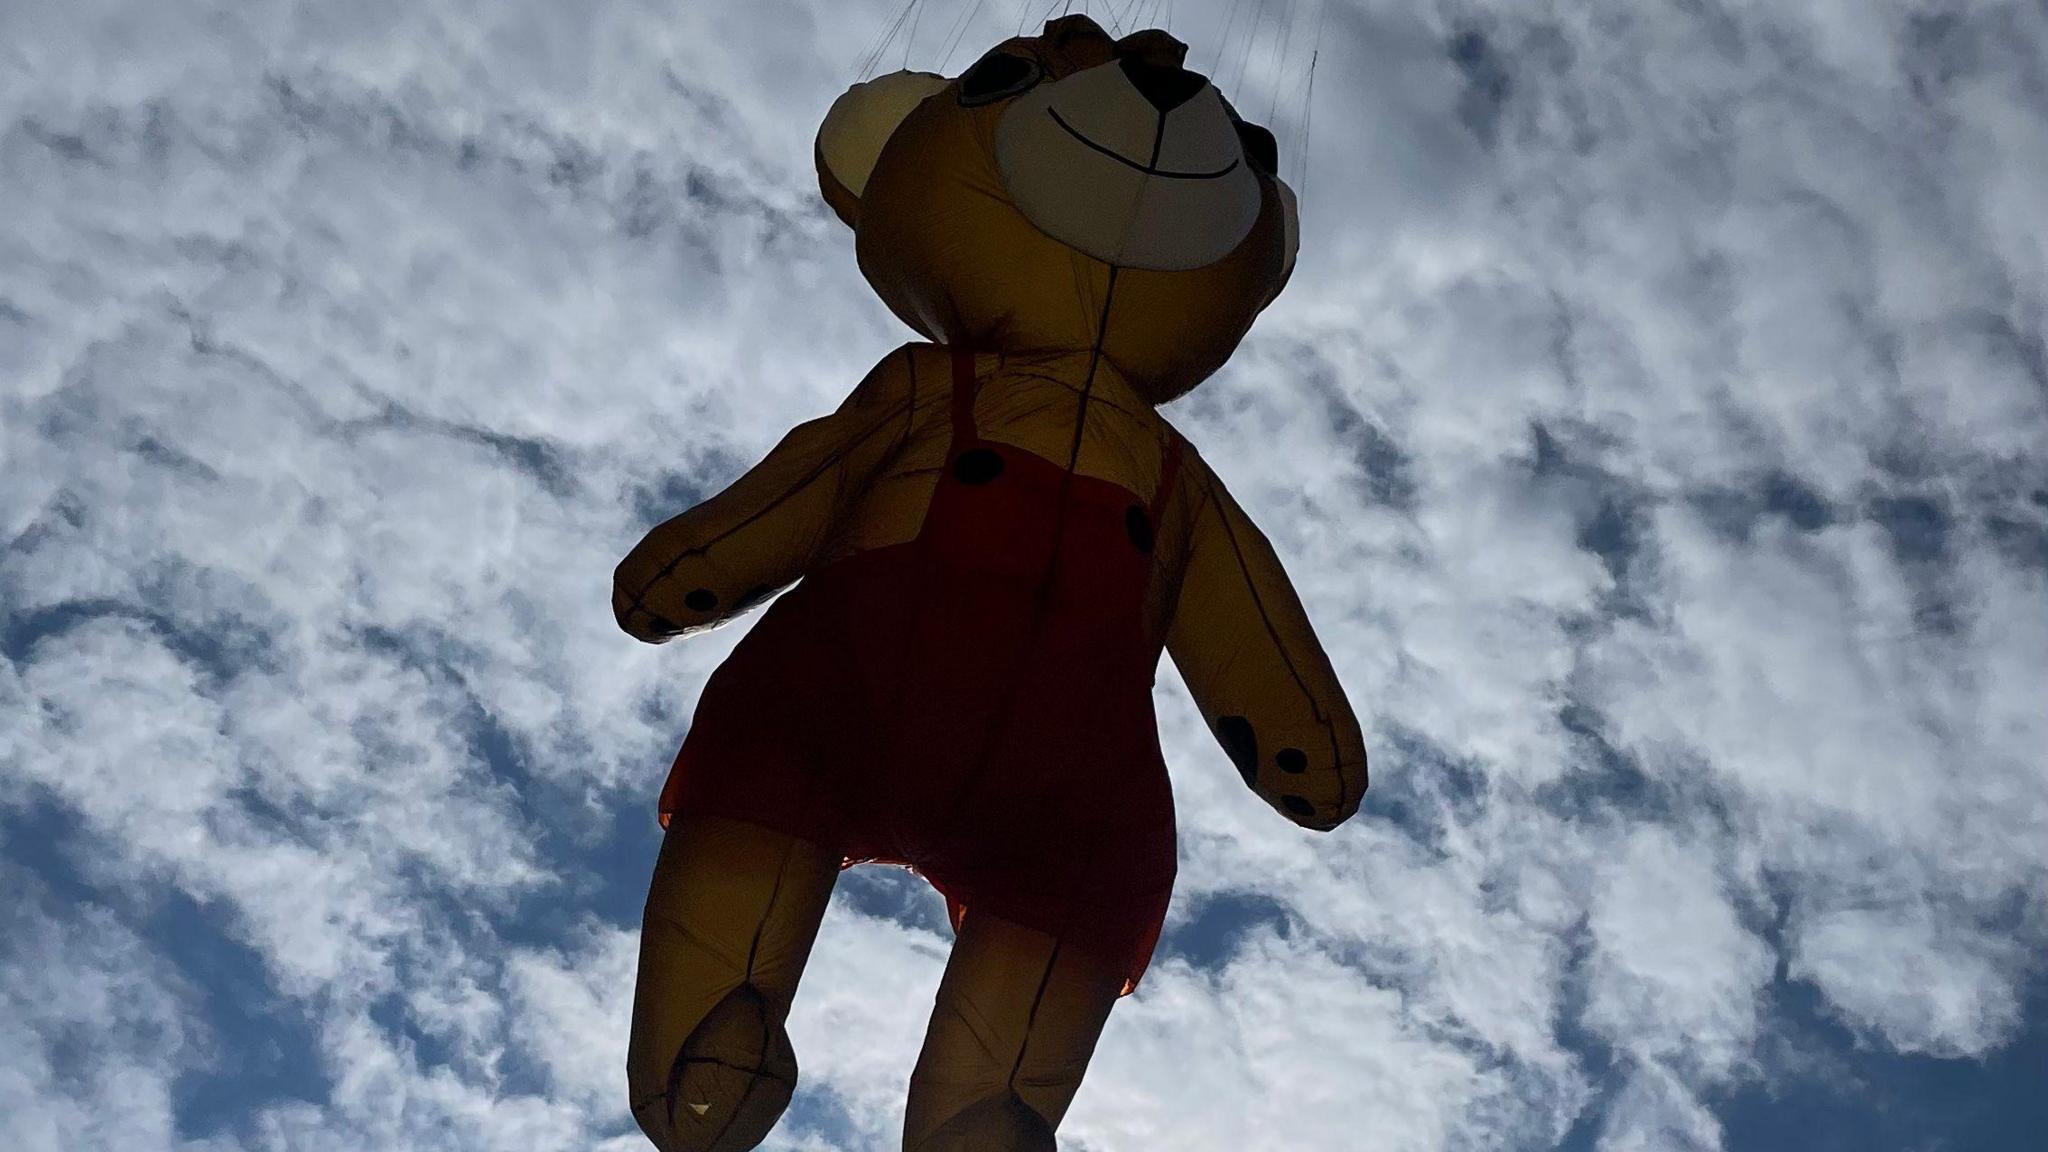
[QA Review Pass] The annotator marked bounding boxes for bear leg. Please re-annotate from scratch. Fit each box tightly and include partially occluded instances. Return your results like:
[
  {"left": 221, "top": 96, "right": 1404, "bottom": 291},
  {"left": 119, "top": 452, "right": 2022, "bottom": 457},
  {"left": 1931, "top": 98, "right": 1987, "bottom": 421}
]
[
  {"left": 902, "top": 912, "right": 1125, "bottom": 1152},
  {"left": 628, "top": 815, "right": 838, "bottom": 1152}
]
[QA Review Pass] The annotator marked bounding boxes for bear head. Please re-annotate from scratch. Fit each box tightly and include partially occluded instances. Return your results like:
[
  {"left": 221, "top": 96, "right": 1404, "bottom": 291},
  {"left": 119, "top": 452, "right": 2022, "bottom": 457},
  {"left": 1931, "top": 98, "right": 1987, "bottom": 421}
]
[{"left": 815, "top": 13, "right": 1300, "bottom": 405}]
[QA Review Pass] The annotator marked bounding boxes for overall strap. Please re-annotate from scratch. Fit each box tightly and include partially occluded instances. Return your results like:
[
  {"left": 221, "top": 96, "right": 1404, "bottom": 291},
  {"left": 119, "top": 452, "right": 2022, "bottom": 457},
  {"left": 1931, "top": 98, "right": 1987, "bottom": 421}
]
[
  {"left": 1149, "top": 431, "right": 1184, "bottom": 526},
  {"left": 949, "top": 346, "right": 979, "bottom": 445}
]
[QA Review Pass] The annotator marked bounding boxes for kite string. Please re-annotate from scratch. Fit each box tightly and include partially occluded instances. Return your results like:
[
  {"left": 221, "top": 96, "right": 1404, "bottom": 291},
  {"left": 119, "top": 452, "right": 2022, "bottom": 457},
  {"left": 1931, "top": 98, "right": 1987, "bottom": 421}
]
[
  {"left": 864, "top": 0, "right": 905, "bottom": 78},
  {"left": 1228, "top": 0, "right": 1271, "bottom": 95},
  {"left": 1297, "top": 31, "right": 1320, "bottom": 205},
  {"left": 939, "top": 0, "right": 989, "bottom": 72},
  {"left": 857, "top": 0, "right": 920, "bottom": 80},
  {"left": 1209, "top": 0, "right": 1245, "bottom": 76},
  {"left": 1264, "top": 0, "right": 1300, "bottom": 122},
  {"left": 853, "top": 9, "right": 886, "bottom": 78},
  {"left": 854, "top": 0, "right": 1329, "bottom": 196},
  {"left": 903, "top": 0, "right": 926, "bottom": 68}
]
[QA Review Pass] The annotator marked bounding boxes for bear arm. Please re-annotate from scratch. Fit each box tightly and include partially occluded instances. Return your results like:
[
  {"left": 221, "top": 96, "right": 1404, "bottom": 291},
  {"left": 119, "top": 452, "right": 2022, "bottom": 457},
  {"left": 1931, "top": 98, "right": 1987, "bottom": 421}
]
[
  {"left": 1166, "top": 469, "right": 1367, "bottom": 830},
  {"left": 612, "top": 352, "right": 915, "bottom": 642}
]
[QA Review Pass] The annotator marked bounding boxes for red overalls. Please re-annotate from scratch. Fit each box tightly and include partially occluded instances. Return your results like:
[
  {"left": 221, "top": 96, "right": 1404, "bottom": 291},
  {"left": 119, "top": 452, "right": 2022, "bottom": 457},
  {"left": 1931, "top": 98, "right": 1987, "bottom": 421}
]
[{"left": 660, "top": 348, "right": 1182, "bottom": 994}]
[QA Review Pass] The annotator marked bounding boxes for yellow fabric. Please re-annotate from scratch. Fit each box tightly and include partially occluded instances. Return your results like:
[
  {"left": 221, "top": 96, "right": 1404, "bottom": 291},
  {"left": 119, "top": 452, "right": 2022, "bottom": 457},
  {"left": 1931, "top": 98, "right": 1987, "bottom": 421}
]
[
  {"left": 616, "top": 15, "right": 1361, "bottom": 823},
  {"left": 851, "top": 70, "right": 1295, "bottom": 403},
  {"left": 628, "top": 817, "right": 838, "bottom": 1152},
  {"left": 815, "top": 70, "right": 949, "bottom": 228},
  {"left": 613, "top": 340, "right": 1364, "bottom": 826},
  {"left": 902, "top": 913, "right": 1124, "bottom": 1149},
  {"left": 619, "top": 13, "right": 1367, "bottom": 1149}
]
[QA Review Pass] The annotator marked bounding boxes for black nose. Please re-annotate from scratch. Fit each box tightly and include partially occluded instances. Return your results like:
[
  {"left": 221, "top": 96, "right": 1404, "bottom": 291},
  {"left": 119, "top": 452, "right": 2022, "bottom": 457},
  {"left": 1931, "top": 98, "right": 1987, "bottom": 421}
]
[{"left": 1119, "top": 56, "right": 1207, "bottom": 113}]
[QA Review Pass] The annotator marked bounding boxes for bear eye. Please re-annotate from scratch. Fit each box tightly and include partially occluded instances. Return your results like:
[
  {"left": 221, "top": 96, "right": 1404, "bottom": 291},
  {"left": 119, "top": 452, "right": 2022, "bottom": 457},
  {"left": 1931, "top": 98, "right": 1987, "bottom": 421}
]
[
  {"left": 959, "top": 50, "right": 1043, "bottom": 106},
  {"left": 1233, "top": 119, "right": 1279, "bottom": 176}
]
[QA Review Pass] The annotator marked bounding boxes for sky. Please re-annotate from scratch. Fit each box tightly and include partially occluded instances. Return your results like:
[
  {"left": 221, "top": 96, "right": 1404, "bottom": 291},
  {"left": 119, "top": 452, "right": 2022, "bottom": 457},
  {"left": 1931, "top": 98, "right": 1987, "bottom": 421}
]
[{"left": 2, "top": 1, "right": 2044, "bottom": 1150}]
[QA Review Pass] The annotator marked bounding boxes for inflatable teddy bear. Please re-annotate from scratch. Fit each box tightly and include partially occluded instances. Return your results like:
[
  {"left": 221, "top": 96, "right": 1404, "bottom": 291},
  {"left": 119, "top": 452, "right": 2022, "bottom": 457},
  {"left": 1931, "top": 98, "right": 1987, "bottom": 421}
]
[{"left": 612, "top": 15, "right": 1366, "bottom": 1152}]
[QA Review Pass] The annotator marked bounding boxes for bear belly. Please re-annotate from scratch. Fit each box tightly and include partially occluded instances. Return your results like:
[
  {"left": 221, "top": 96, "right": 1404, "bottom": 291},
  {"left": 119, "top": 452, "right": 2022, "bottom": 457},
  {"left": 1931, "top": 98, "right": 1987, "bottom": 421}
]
[{"left": 658, "top": 468, "right": 1179, "bottom": 987}]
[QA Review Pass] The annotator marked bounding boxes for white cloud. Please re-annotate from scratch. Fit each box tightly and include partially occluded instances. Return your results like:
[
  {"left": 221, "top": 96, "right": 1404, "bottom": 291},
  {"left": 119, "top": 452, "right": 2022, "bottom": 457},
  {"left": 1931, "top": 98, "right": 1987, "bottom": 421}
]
[
  {"left": 1594, "top": 1063, "right": 1722, "bottom": 1152},
  {"left": 1074, "top": 935, "right": 1584, "bottom": 1152},
  {"left": 4, "top": 1, "right": 2046, "bottom": 1150},
  {"left": 782, "top": 903, "right": 952, "bottom": 1147},
  {"left": 0, "top": 866, "right": 220, "bottom": 1152},
  {"left": 1580, "top": 827, "right": 1773, "bottom": 1082},
  {"left": 504, "top": 926, "right": 639, "bottom": 1118},
  {"left": 1789, "top": 905, "right": 2026, "bottom": 1059}
]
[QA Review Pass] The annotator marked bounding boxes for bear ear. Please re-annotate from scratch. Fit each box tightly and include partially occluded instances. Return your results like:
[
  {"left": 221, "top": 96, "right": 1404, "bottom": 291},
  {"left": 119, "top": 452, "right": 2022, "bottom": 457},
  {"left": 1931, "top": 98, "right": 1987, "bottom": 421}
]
[{"left": 815, "top": 71, "right": 949, "bottom": 229}]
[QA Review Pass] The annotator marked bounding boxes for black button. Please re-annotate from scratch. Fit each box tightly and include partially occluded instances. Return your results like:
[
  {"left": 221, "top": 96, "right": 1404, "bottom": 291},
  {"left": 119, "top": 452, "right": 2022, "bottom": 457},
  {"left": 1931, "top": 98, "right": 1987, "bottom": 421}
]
[
  {"left": 1125, "top": 504, "right": 1154, "bottom": 553},
  {"left": 954, "top": 448, "right": 1005, "bottom": 484},
  {"left": 684, "top": 588, "right": 718, "bottom": 612},
  {"left": 1281, "top": 795, "right": 1316, "bottom": 818},
  {"left": 1217, "top": 715, "right": 1258, "bottom": 787},
  {"left": 1276, "top": 748, "right": 1307, "bottom": 773}
]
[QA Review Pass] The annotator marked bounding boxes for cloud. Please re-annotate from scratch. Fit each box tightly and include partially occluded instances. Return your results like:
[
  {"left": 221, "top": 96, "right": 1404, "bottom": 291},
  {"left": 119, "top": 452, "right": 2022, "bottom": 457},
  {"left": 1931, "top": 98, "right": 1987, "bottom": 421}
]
[
  {"left": 1580, "top": 826, "right": 1772, "bottom": 1082},
  {"left": 1789, "top": 905, "right": 2025, "bottom": 1059},
  {"left": 3, "top": 1, "right": 2045, "bottom": 1151},
  {"left": 1594, "top": 1063, "right": 1721, "bottom": 1152},
  {"left": 1072, "top": 933, "right": 1588, "bottom": 1151},
  {"left": 504, "top": 926, "right": 639, "bottom": 1117},
  {"left": 0, "top": 864, "right": 213, "bottom": 1152}
]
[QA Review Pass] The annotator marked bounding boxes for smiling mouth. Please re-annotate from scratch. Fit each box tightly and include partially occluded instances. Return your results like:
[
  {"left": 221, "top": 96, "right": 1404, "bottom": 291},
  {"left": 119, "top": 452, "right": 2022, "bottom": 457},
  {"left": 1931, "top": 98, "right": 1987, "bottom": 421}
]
[{"left": 1046, "top": 107, "right": 1241, "bottom": 180}]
